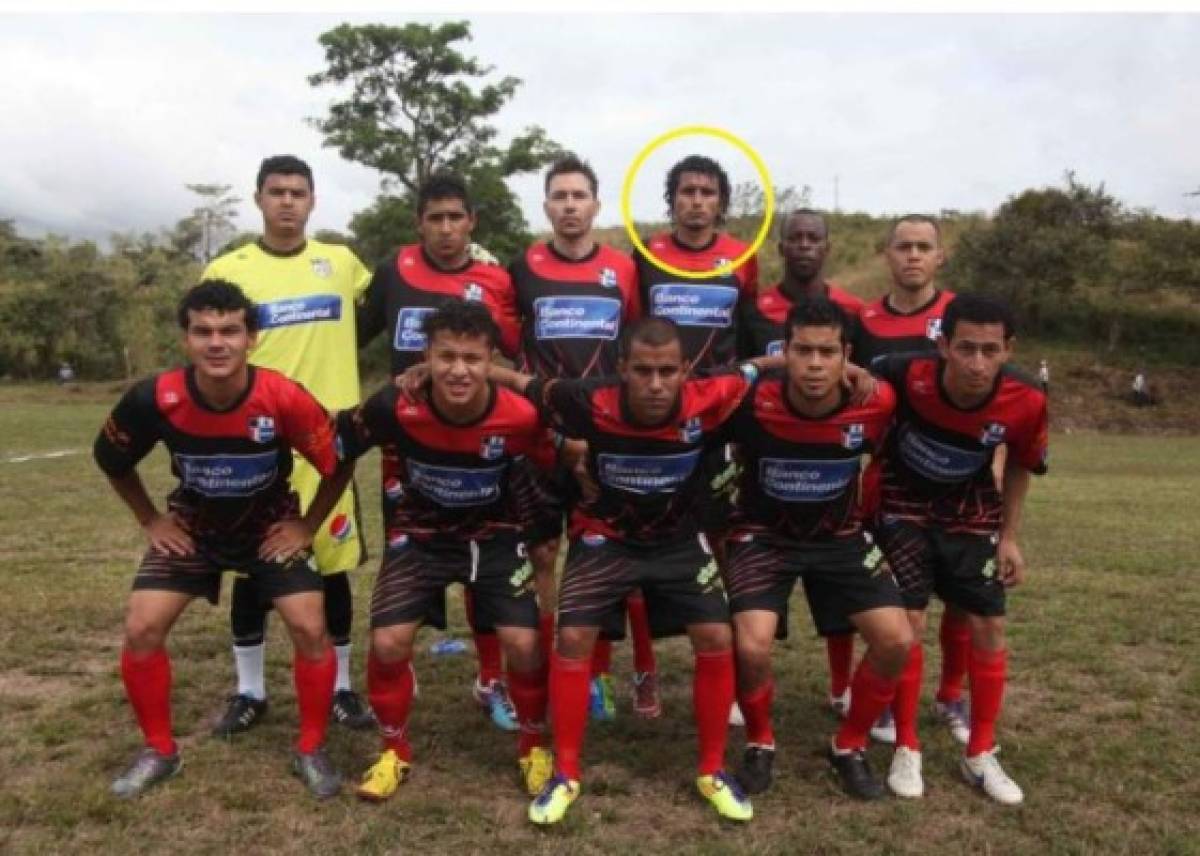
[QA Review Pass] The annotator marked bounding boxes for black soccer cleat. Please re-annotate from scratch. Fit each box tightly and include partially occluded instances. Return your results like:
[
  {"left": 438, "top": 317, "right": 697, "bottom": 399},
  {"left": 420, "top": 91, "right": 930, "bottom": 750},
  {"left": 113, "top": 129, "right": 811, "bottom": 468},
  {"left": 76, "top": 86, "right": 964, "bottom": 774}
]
[
  {"left": 735, "top": 744, "right": 776, "bottom": 795},
  {"left": 212, "top": 693, "right": 268, "bottom": 738},
  {"left": 331, "top": 689, "right": 376, "bottom": 730},
  {"left": 828, "top": 744, "right": 886, "bottom": 800}
]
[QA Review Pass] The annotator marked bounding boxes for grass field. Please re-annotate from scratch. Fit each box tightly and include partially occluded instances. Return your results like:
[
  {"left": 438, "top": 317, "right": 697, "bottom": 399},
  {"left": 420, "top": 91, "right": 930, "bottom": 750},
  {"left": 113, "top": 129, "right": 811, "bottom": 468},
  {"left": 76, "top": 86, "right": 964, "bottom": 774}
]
[{"left": 1, "top": 385, "right": 1198, "bottom": 855}]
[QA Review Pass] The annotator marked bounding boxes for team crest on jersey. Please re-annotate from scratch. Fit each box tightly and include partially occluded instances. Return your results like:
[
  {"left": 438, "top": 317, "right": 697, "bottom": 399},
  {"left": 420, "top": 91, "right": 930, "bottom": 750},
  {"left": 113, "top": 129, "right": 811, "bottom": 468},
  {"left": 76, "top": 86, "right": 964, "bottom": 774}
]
[
  {"left": 479, "top": 435, "right": 507, "bottom": 460},
  {"left": 329, "top": 513, "right": 353, "bottom": 542},
  {"left": 310, "top": 257, "right": 332, "bottom": 278},
  {"left": 247, "top": 415, "right": 276, "bottom": 444},
  {"left": 841, "top": 423, "right": 865, "bottom": 450},
  {"left": 680, "top": 416, "right": 703, "bottom": 443},
  {"left": 463, "top": 282, "right": 484, "bottom": 302},
  {"left": 980, "top": 422, "right": 1007, "bottom": 446},
  {"left": 598, "top": 266, "right": 618, "bottom": 288},
  {"left": 926, "top": 317, "right": 943, "bottom": 339},
  {"left": 384, "top": 477, "right": 405, "bottom": 501},
  {"left": 387, "top": 530, "right": 409, "bottom": 549}
]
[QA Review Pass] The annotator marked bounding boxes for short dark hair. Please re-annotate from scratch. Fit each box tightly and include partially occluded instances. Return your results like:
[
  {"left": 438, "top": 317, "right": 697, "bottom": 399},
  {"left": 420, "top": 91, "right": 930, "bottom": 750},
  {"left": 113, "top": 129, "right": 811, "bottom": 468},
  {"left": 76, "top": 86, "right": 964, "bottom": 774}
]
[
  {"left": 783, "top": 297, "right": 850, "bottom": 346},
  {"left": 665, "top": 155, "right": 731, "bottom": 221},
  {"left": 545, "top": 154, "right": 598, "bottom": 197},
  {"left": 886, "top": 213, "right": 941, "bottom": 246},
  {"left": 256, "top": 155, "right": 313, "bottom": 192},
  {"left": 421, "top": 298, "right": 498, "bottom": 350},
  {"left": 619, "top": 316, "right": 682, "bottom": 359},
  {"left": 418, "top": 173, "right": 473, "bottom": 217},
  {"left": 778, "top": 207, "right": 829, "bottom": 241},
  {"left": 177, "top": 280, "right": 259, "bottom": 333},
  {"left": 942, "top": 293, "right": 1016, "bottom": 341}
]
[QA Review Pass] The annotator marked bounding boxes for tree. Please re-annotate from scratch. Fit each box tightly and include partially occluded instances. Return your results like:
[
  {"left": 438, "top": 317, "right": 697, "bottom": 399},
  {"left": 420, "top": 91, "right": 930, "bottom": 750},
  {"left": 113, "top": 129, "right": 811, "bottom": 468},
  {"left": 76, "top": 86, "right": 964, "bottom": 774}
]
[
  {"left": 308, "top": 21, "right": 562, "bottom": 262},
  {"left": 171, "top": 183, "right": 242, "bottom": 263}
]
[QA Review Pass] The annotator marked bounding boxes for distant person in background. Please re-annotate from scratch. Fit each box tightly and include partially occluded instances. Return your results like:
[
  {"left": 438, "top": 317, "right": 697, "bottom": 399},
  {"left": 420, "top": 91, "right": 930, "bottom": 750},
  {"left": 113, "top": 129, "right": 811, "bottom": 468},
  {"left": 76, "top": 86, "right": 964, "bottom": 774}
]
[
  {"left": 1132, "top": 371, "right": 1151, "bottom": 406},
  {"left": 58, "top": 362, "right": 75, "bottom": 384},
  {"left": 1038, "top": 359, "right": 1050, "bottom": 393}
]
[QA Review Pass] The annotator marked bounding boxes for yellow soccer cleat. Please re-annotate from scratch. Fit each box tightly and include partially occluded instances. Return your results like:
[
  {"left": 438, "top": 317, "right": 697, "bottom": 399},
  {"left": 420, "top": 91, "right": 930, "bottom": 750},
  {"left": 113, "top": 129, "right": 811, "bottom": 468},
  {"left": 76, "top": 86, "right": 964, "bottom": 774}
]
[
  {"left": 356, "top": 749, "right": 411, "bottom": 802},
  {"left": 696, "top": 771, "right": 754, "bottom": 822},
  {"left": 519, "top": 746, "right": 555, "bottom": 796},
  {"left": 528, "top": 773, "right": 580, "bottom": 825}
]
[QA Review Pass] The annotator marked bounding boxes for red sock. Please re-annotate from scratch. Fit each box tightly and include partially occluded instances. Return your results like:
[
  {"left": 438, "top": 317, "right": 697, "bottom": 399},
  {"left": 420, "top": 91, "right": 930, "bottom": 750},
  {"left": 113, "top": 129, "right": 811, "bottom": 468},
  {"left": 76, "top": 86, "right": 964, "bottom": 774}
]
[
  {"left": 367, "top": 652, "right": 414, "bottom": 761},
  {"left": 627, "top": 593, "right": 656, "bottom": 674},
  {"left": 120, "top": 647, "right": 175, "bottom": 756},
  {"left": 893, "top": 643, "right": 924, "bottom": 751},
  {"left": 736, "top": 678, "right": 775, "bottom": 748},
  {"left": 591, "top": 638, "right": 613, "bottom": 677},
  {"left": 464, "top": 589, "right": 503, "bottom": 685},
  {"left": 835, "top": 657, "right": 899, "bottom": 752},
  {"left": 937, "top": 610, "right": 973, "bottom": 703},
  {"left": 967, "top": 647, "right": 1007, "bottom": 757},
  {"left": 293, "top": 645, "right": 336, "bottom": 754},
  {"left": 826, "top": 633, "right": 855, "bottom": 698},
  {"left": 539, "top": 613, "right": 555, "bottom": 663},
  {"left": 694, "top": 649, "right": 735, "bottom": 775},
  {"left": 507, "top": 664, "right": 549, "bottom": 757},
  {"left": 549, "top": 652, "right": 591, "bottom": 781}
]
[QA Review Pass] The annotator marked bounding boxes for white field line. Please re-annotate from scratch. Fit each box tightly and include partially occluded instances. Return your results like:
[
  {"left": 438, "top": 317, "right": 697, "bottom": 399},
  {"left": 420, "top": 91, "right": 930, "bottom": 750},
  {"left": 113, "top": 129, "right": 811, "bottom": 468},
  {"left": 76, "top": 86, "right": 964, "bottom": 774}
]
[{"left": 4, "top": 449, "right": 83, "bottom": 464}]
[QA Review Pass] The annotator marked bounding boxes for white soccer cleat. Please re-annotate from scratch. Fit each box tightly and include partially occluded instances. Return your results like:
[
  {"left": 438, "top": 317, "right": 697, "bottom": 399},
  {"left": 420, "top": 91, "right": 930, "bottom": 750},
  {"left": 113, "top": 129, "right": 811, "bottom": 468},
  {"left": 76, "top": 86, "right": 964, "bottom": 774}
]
[
  {"left": 961, "top": 747, "right": 1024, "bottom": 806},
  {"left": 887, "top": 746, "right": 924, "bottom": 798},
  {"left": 934, "top": 698, "right": 970, "bottom": 745},
  {"left": 728, "top": 701, "right": 745, "bottom": 727}
]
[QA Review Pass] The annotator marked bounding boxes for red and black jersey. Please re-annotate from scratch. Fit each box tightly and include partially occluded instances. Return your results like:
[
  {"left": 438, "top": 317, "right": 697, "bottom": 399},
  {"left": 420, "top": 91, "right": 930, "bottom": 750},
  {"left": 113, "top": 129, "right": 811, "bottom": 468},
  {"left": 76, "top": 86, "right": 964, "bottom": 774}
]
[
  {"left": 740, "top": 281, "right": 865, "bottom": 360},
  {"left": 93, "top": 366, "right": 337, "bottom": 553},
  {"left": 357, "top": 244, "right": 521, "bottom": 375},
  {"left": 873, "top": 353, "right": 1049, "bottom": 534},
  {"left": 728, "top": 375, "right": 895, "bottom": 542},
  {"left": 855, "top": 289, "right": 956, "bottom": 367},
  {"left": 337, "top": 383, "right": 555, "bottom": 544},
  {"left": 634, "top": 232, "right": 759, "bottom": 370},
  {"left": 528, "top": 370, "right": 754, "bottom": 547},
  {"left": 510, "top": 241, "right": 640, "bottom": 379}
]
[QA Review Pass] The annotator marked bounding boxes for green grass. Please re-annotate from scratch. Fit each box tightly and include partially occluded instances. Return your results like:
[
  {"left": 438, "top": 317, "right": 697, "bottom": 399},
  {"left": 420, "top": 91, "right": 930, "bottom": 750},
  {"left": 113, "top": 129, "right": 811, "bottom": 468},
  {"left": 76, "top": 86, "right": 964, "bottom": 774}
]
[{"left": 1, "top": 388, "right": 1198, "bottom": 854}]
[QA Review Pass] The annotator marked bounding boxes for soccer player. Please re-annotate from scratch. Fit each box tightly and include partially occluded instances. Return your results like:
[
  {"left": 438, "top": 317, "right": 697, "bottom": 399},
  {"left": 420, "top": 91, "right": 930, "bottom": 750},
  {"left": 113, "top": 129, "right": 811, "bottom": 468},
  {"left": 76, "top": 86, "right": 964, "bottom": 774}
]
[
  {"left": 871, "top": 293, "right": 1048, "bottom": 804},
  {"left": 726, "top": 297, "right": 913, "bottom": 800},
  {"left": 95, "top": 281, "right": 344, "bottom": 799},
  {"left": 203, "top": 155, "right": 374, "bottom": 735},
  {"left": 356, "top": 173, "right": 527, "bottom": 733},
  {"left": 852, "top": 214, "right": 968, "bottom": 746},
  {"left": 509, "top": 153, "right": 660, "bottom": 721},
  {"left": 739, "top": 208, "right": 867, "bottom": 719},
  {"left": 488, "top": 318, "right": 780, "bottom": 825},
  {"left": 336, "top": 301, "right": 553, "bottom": 802}
]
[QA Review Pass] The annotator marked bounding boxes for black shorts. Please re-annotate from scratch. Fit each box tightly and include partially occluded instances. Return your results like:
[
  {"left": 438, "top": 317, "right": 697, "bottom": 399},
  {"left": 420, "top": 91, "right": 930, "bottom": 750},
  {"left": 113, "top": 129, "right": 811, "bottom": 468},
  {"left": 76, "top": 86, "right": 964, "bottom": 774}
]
[
  {"left": 726, "top": 533, "right": 904, "bottom": 639},
  {"left": 874, "top": 520, "right": 1005, "bottom": 616},
  {"left": 524, "top": 467, "right": 568, "bottom": 546},
  {"left": 370, "top": 535, "right": 539, "bottom": 632},
  {"left": 557, "top": 532, "right": 729, "bottom": 638},
  {"left": 132, "top": 546, "right": 323, "bottom": 606}
]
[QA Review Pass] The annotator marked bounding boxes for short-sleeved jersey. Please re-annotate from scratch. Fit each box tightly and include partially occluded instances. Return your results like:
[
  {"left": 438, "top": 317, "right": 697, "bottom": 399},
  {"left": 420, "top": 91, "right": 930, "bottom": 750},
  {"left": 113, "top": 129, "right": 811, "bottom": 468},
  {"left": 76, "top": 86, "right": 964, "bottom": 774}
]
[
  {"left": 202, "top": 239, "right": 371, "bottom": 411},
  {"left": 358, "top": 245, "right": 520, "bottom": 375},
  {"left": 873, "top": 353, "right": 1049, "bottom": 534},
  {"left": 854, "top": 289, "right": 956, "bottom": 367},
  {"left": 740, "top": 281, "right": 865, "bottom": 360},
  {"left": 728, "top": 376, "right": 895, "bottom": 542},
  {"left": 529, "top": 371, "right": 754, "bottom": 547},
  {"left": 634, "top": 232, "right": 759, "bottom": 370},
  {"left": 337, "top": 383, "right": 553, "bottom": 544},
  {"left": 93, "top": 367, "right": 338, "bottom": 552},
  {"left": 511, "top": 242, "right": 640, "bottom": 379}
]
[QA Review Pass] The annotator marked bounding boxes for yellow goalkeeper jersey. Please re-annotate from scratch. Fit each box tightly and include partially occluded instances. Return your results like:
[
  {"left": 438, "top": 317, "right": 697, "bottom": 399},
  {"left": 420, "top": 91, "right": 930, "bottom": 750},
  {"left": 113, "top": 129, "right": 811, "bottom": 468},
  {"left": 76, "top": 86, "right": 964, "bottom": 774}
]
[{"left": 203, "top": 239, "right": 371, "bottom": 411}]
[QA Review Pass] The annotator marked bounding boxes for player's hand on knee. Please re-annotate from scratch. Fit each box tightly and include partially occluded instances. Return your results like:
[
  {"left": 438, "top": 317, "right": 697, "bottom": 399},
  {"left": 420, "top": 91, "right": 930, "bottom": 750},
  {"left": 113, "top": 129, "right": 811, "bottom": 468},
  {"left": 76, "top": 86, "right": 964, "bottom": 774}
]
[
  {"left": 997, "top": 537, "right": 1025, "bottom": 587},
  {"left": 143, "top": 512, "right": 195, "bottom": 557},
  {"left": 258, "top": 520, "right": 315, "bottom": 563}
]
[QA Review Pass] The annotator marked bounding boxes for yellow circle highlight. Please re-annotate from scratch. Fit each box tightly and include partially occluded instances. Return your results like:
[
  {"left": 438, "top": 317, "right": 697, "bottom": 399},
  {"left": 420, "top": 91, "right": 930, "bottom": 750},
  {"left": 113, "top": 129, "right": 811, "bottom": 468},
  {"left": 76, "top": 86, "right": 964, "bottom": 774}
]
[{"left": 620, "top": 125, "right": 774, "bottom": 280}]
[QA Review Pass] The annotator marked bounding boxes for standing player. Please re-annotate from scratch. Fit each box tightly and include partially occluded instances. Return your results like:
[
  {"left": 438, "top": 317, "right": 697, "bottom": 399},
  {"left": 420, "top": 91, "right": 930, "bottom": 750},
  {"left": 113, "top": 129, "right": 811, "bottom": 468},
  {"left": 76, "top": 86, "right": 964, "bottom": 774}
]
[
  {"left": 489, "top": 318, "right": 780, "bottom": 825},
  {"left": 95, "top": 281, "right": 344, "bottom": 799},
  {"left": 725, "top": 297, "right": 911, "bottom": 799},
  {"left": 509, "top": 154, "right": 659, "bottom": 721},
  {"left": 203, "top": 155, "right": 374, "bottom": 735},
  {"left": 336, "top": 301, "right": 553, "bottom": 802},
  {"left": 356, "top": 173, "right": 527, "bottom": 732},
  {"left": 739, "top": 208, "right": 867, "bottom": 719},
  {"left": 852, "top": 214, "right": 967, "bottom": 746},
  {"left": 871, "top": 293, "right": 1048, "bottom": 804}
]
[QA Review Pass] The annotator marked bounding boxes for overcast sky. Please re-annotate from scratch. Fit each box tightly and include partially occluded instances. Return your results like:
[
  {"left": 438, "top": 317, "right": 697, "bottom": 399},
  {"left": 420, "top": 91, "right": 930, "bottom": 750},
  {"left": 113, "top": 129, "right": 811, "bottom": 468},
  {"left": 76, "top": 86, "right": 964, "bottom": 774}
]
[{"left": 2, "top": 12, "right": 1198, "bottom": 245}]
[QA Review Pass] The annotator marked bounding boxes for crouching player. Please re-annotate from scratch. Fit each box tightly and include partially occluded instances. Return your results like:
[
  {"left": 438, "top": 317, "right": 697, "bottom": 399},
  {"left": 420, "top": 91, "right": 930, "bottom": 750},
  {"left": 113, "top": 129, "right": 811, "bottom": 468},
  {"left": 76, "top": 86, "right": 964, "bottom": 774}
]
[
  {"left": 872, "top": 293, "right": 1048, "bottom": 804},
  {"left": 726, "top": 298, "right": 912, "bottom": 799},
  {"left": 95, "top": 281, "right": 343, "bottom": 799},
  {"left": 335, "top": 300, "right": 554, "bottom": 802}
]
